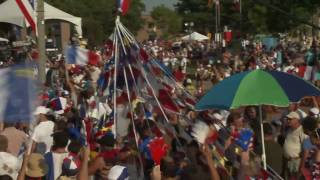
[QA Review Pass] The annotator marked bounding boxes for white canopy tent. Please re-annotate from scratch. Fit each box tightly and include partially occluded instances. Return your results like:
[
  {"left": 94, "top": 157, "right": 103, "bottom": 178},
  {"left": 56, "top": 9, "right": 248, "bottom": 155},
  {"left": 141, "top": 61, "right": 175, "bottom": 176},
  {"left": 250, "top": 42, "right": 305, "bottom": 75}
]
[
  {"left": 0, "top": 37, "right": 9, "bottom": 42},
  {"left": 0, "top": 0, "right": 82, "bottom": 36},
  {"left": 181, "top": 32, "right": 209, "bottom": 41}
]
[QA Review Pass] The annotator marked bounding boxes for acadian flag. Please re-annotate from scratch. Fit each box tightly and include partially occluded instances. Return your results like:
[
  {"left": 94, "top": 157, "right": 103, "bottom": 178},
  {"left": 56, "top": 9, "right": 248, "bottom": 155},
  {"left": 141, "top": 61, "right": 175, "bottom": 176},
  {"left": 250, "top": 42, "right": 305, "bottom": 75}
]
[
  {"left": 116, "top": 0, "right": 131, "bottom": 15},
  {"left": 0, "top": 63, "right": 37, "bottom": 123},
  {"left": 16, "top": 0, "right": 36, "bottom": 32},
  {"left": 65, "top": 45, "right": 100, "bottom": 66}
]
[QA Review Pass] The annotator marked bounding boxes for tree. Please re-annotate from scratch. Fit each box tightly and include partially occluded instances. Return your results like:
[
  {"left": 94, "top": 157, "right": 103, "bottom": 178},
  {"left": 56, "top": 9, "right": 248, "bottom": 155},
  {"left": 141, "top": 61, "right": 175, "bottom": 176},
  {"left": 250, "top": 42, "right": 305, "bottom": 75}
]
[
  {"left": 150, "top": 5, "right": 182, "bottom": 39},
  {"left": 46, "top": 0, "right": 145, "bottom": 47},
  {"left": 176, "top": 0, "right": 320, "bottom": 36},
  {"left": 175, "top": 0, "right": 215, "bottom": 34}
]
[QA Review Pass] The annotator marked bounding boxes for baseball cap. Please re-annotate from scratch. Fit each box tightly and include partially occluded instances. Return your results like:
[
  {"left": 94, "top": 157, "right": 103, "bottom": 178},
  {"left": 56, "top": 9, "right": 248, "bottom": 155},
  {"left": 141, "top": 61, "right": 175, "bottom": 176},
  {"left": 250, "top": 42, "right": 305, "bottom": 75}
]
[
  {"left": 33, "top": 106, "right": 50, "bottom": 115},
  {"left": 286, "top": 111, "right": 300, "bottom": 119},
  {"left": 309, "top": 107, "right": 319, "bottom": 115}
]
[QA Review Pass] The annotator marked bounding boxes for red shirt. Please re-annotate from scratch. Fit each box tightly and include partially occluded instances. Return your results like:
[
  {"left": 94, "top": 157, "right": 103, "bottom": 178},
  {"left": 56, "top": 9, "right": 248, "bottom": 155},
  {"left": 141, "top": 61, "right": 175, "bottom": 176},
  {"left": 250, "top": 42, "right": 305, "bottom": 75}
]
[
  {"left": 173, "top": 70, "right": 185, "bottom": 82},
  {"left": 298, "top": 66, "right": 306, "bottom": 78}
]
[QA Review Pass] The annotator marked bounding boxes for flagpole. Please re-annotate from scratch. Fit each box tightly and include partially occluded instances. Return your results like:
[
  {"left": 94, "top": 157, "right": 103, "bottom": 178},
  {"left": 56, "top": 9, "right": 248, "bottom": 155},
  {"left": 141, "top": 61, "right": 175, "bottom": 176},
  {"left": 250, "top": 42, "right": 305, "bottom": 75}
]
[
  {"left": 240, "top": 0, "right": 242, "bottom": 38},
  {"left": 37, "top": 0, "right": 46, "bottom": 83}
]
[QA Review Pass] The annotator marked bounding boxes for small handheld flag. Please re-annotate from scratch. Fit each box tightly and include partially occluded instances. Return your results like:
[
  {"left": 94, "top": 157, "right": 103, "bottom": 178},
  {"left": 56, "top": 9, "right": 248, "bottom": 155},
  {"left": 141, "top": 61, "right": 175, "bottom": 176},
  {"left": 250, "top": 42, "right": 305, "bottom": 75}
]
[
  {"left": 116, "top": 0, "right": 131, "bottom": 15},
  {"left": 65, "top": 45, "right": 100, "bottom": 66}
]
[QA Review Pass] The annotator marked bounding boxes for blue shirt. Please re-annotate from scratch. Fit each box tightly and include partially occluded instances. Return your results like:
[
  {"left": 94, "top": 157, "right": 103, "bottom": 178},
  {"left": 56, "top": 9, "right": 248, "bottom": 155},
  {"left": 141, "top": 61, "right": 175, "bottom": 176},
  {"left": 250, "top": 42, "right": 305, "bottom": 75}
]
[{"left": 302, "top": 137, "right": 316, "bottom": 151}]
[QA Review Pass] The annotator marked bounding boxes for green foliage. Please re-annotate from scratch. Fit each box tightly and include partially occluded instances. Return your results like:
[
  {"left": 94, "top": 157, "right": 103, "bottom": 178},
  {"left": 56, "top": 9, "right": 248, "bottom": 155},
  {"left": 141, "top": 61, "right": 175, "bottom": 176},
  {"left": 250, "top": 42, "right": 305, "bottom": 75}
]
[
  {"left": 151, "top": 5, "right": 182, "bottom": 39},
  {"left": 46, "top": 0, "right": 145, "bottom": 47},
  {"left": 175, "top": 0, "right": 320, "bottom": 35},
  {"left": 175, "top": 0, "right": 215, "bottom": 33}
]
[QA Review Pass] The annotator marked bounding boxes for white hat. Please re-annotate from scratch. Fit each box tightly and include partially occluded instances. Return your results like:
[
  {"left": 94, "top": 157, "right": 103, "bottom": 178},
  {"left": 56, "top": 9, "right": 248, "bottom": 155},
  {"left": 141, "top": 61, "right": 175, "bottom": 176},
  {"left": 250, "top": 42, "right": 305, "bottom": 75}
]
[
  {"left": 63, "top": 90, "right": 70, "bottom": 96},
  {"left": 286, "top": 111, "right": 300, "bottom": 119},
  {"left": 108, "top": 165, "right": 129, "bottom": 180},
  {"left": 309, "top": 107, "right": 319, "bottom": 115},
  {"left": 186, "top": 79, "right": 192, "bottom": 84},
  {"left": 34, "top": 106, "right": 50, "bottom": 115}
]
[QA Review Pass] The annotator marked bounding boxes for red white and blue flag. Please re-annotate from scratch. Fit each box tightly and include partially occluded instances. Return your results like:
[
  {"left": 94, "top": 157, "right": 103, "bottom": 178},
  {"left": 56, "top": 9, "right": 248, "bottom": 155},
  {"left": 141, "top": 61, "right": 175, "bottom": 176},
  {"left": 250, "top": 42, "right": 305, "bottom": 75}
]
[
  {"left": 116, "top": 0, "right": 131, "bottom": 15},
  {"left": 65, "top": 45, "right": 100, "bottom": 66},
  {"left": 15, "top": 0, "right": 36, "bottom": 32},
  {"left": 28, "top": 0, "right": 35, "bottom": 9}
]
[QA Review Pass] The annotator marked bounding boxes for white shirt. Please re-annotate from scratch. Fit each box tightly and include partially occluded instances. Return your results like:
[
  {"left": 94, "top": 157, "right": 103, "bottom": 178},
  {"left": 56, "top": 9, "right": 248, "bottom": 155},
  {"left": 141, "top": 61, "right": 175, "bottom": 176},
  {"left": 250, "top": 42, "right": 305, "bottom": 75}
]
[
  {"left": 0, "top": 152, "right": 21, "bottom": 179},
  {"left": 52, "top": 152, "right": 68, "bottom": 180},
  {"left": 283, "top": 126, "right": 306, "bottom": 158},
  {"left": 31, "top": 121, "right": 54, "bottom": 154}
]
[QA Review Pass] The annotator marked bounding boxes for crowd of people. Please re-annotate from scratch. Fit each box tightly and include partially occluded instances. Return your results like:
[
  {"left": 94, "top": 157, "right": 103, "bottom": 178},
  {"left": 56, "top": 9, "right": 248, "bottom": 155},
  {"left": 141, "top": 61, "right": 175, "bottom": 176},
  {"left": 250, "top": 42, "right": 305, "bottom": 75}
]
[{"left": 0, "top": 33, "right": 319, "bottom": 180}]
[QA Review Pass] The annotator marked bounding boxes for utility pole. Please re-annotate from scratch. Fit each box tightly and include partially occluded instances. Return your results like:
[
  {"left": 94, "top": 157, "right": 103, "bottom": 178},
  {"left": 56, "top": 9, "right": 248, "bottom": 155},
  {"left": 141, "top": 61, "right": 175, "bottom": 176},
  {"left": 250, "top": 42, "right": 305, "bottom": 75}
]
[
  {"left": 37, "top": 0, "right": 46, "bottom": 83},
  {"left": 240, "top": 0, "right": 242, "bottom": 38}
]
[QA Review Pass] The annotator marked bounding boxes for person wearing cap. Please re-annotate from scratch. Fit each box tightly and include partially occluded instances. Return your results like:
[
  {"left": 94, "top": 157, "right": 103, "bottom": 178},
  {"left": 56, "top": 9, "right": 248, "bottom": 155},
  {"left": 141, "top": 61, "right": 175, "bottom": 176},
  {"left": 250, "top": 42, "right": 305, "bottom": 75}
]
[
  {"left": 59, "top": 141, "right": 82, "bottom": 179},
  {"left": 31, "top": 106, "right": 55, "bottom": 154},
  {"left": 283, "top": 111, "right": 307, "bottom": 179}
]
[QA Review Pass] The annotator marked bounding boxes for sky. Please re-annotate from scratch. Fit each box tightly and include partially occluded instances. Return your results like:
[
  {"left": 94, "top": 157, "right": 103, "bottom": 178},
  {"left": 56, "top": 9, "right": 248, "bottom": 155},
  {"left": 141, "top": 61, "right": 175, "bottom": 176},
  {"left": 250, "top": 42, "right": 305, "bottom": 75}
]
[{"left": 143, "top": 0, "right": 178, "bottom": 14}]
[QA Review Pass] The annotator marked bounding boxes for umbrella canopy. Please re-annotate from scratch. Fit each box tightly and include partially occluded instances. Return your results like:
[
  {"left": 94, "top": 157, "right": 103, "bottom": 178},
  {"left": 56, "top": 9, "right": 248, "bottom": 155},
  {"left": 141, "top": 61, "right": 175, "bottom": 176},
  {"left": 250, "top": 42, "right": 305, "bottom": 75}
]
[
  {"left": 196, "top": 69, "right": 320, "bottom": 171},
  {"left": 196, "top": 69, "right": 320, "bottom": 111}
]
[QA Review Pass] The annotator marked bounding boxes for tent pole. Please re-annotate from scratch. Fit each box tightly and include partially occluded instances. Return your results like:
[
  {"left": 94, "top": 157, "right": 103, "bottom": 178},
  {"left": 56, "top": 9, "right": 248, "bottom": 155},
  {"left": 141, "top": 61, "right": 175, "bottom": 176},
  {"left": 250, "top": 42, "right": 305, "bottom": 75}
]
[
  {"left": 259, "top": 105, "right": 267, "bottom": 170},
  {"left": 37, "top": 0, "right": 46, "bottom": 83}
]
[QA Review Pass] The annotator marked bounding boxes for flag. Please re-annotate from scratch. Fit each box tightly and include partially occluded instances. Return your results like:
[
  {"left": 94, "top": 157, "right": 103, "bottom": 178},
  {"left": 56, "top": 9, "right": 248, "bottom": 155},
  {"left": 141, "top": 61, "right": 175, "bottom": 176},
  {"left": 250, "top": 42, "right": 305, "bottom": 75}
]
[
  {"left": 192, "top": 121, "right": 210, "bottom": 144},
  {"left": 148, "top": 137, "right": 168, "bottom": 165},
  {"left": 116, "top": 0, "right": 131, "bottom": 16},
  {"left": 139, "top": 48, "right": 149, "bottom": 63},
  {"left": 49, "top": 97, "right": 67, "bottom": 114},
  {"left": 0, "top": 63, "right": 37, "bottom": 123},
  {"left": 65, "top": 45, "right": 100, "bottom": 66},
  {"left": 158, "top": 89, "right": 180, "bottom": 113},
  {"left": 28, "top": 0, "right": 35, "bottom": 9},
  {"left": 15, "top": 0, "right": 36, "bottom": 32}
]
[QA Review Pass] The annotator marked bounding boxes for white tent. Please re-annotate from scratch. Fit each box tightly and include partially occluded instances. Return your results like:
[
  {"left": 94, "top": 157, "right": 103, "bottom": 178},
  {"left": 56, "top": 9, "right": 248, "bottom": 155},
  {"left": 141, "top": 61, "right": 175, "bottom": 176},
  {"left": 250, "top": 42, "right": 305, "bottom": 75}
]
[
  {"left": 181, "top": 32, "right": 209, "bottom": 41},
  {"left": 0, "top": 37, "right": 9, "bottom": 42},
  {"left": 0, "top": 0, "right": 82, "bottom": 36}
]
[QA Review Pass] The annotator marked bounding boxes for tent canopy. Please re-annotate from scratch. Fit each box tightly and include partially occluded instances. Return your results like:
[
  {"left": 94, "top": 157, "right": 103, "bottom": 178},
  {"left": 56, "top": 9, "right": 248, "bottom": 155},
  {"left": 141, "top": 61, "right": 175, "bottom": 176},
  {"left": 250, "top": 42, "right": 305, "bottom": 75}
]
[
  {"left": 0, "top": 0, "right": 82, "bottom": 36},
  {"left": 0, "top": 37, "right": 9, "bottom": 42},
  {"left": 181, "top": 32, "right": 209, "bottom": 41}
]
